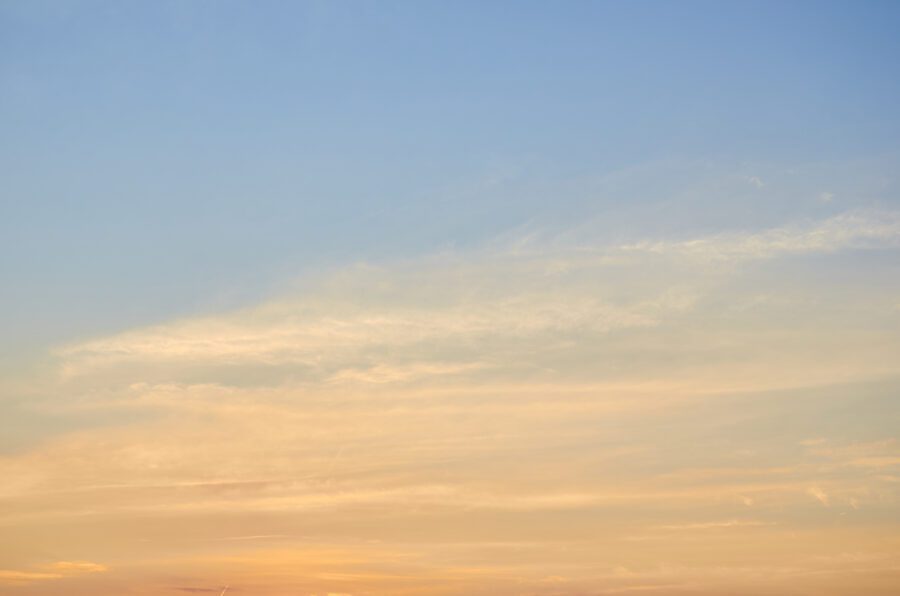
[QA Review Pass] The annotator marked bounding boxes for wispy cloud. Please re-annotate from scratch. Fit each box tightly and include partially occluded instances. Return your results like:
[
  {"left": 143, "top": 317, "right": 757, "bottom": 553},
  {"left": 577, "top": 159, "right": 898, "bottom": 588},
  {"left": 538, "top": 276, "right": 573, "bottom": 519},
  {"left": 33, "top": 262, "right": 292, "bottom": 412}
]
[
  {"left": 654, "top": 520, "right": 775, "bottom": 530},
  {"left": 52, "top": 210, "right": 900, "bottom": 391},
  {"left": 808, "top": 486, "right": 830, "bottom": 506},
  {"left": 0, "top": 570, "right": 62, "bottom": 584},
  {"left": 3, "top": 210, "right": 899, "bottom": 595},
  {"left": 618, "top": 210, "right": 900, "bottom": 261},
  {"left": 0, "top": 561, "right": 106, "bottom": 585},
  {"left": 48, "top": 561, "right": 108, "bottom": 573}
]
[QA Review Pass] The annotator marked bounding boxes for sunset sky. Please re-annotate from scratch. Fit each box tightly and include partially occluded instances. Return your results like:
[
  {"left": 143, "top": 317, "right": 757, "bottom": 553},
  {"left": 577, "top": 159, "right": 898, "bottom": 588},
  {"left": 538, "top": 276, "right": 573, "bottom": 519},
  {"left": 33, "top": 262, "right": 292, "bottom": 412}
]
[{"left": 2, "top": 1, "right": 900, "bottom": 594}]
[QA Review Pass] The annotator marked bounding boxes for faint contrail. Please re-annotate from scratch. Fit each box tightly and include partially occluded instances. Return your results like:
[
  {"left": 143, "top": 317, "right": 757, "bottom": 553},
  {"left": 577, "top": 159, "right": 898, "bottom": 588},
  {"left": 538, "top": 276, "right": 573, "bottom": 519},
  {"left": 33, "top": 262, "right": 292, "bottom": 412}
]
[
  {"left": 326, "top": 444, "right": 345, "bottom": 476},
  {"left": 219, "top": 586, "right": 229, "bottom": 596}
]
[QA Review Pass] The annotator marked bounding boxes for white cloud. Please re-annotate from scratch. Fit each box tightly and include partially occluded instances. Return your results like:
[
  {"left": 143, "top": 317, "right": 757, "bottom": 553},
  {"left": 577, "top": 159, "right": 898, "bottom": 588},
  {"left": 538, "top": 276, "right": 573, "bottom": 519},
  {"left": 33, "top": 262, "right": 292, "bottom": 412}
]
[
  {"left": 617, "top": 210, "right": 900, "bottom": 262},
  {"left": 52, "top": 211, "right": 900, "bottom": 390}
]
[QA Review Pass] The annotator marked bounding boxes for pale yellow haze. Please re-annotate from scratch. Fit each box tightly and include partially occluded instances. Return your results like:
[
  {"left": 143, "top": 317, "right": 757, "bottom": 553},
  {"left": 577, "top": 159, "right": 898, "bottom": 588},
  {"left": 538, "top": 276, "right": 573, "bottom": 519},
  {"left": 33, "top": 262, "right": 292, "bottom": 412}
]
[{"left": 2, "top": 211, "right": 900, "bottom": 594}]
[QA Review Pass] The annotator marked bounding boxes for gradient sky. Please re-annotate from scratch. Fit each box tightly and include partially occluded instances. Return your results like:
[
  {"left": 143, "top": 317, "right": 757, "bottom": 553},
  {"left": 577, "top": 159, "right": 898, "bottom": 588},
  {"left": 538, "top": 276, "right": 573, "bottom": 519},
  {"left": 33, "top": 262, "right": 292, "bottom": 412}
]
[{"left": 2, "top": 1, "right": 900, "bottom": 594}]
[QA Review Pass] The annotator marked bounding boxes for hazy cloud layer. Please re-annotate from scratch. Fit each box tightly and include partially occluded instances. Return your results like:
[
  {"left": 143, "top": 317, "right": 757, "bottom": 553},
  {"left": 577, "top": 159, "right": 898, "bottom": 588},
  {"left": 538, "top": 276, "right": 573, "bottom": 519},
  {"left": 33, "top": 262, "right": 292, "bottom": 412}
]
[{"left": 2, "top": 208, "right": 899, "bottom": 594}]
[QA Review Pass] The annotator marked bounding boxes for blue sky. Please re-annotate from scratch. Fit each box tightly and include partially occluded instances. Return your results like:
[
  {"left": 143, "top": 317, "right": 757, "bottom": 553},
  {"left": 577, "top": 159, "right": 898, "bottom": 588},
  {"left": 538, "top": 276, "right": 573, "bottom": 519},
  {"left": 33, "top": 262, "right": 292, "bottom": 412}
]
[{"left": 3, "top": 0, "right": 900, "bottom": 351}]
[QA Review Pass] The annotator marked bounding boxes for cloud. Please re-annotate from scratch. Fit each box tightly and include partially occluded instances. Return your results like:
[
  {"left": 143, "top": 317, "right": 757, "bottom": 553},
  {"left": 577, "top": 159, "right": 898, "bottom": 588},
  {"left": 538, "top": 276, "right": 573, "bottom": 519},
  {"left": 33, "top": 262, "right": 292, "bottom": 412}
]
[
  {"left": 48, "top": 561, "right": 107, "bottom": 573},
  {"left": 0, "top": 561, "right": 106, "bottom": 585},
  {"left": 0, "top": 211, "right": 892, "bottom": 519},
  {"left": 654, "top": 520, "right": 775, "bottom": 530},
  {"left": 802, "top": 439, "right": 900, "bottom": 470},
  {"left": 617, "top": 210, "right": 900, "bottom": 262},
  {"left": 3, "top": 209, "right": 900, "bottom": 594},
  {"left": 0, "top": 570, "right": 62, "bottom": 584},
  {"left": 50, "top": 211, "right": 900, "bottom": 393},
  {"left": 807, "top": 486, "right": 830, "bottom": 506}
]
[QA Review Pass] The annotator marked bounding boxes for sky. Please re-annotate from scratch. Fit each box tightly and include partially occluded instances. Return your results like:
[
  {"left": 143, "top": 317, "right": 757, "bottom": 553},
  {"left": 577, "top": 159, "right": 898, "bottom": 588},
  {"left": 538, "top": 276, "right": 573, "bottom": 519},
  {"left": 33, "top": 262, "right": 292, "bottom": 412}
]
[{"left": 1, "top": 1, "right": 900, "bottom": 594}]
